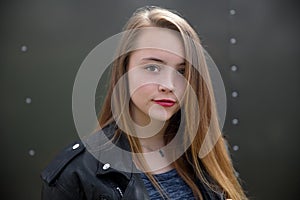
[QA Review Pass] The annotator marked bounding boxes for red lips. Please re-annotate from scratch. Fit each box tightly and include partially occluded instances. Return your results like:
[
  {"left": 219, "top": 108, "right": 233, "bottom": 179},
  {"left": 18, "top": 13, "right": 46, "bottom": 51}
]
[{"left": 153, "top": 99, "right": 176, "bottom": 107}]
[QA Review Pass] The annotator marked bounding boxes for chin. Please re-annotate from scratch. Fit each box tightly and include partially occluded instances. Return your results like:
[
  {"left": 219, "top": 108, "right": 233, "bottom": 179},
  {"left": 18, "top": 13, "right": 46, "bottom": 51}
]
[
  {"left": 149, "top": 112, "right": 173, "bottom": 122},
  {"left": 147, "top": 104, "right": 177, "bottom": 122}
]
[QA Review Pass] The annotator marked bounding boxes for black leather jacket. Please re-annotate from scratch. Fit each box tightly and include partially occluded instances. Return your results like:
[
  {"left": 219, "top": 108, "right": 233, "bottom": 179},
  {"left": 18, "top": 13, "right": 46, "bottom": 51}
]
[{"left": 41, "top": 123, "right": 225, "bottom": 200}]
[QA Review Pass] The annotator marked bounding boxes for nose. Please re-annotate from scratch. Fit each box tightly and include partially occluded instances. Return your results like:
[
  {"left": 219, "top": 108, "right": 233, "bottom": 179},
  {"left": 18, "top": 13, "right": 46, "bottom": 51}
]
[
  {"left": 158, "top": 84, "right": 174, "bottom": 93},
  {"left": 158, "top": 70, "right": 176, "bottom": 93}
]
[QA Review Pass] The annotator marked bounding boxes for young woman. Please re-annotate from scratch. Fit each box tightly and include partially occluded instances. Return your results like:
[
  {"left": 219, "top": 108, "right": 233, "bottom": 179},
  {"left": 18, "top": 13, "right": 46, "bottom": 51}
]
[{"left": 41, "top": 6, "right": 247, "bottom": 200}]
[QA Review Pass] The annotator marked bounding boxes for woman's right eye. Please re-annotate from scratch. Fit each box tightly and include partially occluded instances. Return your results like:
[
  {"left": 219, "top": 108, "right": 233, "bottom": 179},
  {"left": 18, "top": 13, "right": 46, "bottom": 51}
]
[{"left": 145, "top": 65, "right": 160, "bottom": 72}]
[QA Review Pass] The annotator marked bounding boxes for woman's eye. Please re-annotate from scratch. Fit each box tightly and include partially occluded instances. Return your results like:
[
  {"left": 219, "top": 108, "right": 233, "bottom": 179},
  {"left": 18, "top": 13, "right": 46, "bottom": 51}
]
[
  {"left": 177, "top": 68, "right": 185, "bottom": 75},
  {"left": 145, "top": 65, "right": 160, "bottom": 72}
]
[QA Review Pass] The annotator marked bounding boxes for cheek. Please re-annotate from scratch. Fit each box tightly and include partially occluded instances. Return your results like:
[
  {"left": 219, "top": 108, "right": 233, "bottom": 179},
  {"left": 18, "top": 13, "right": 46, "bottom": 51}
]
[
  {"left": 130, "top": 84, "right": 156, "bottom": 103},
  {"left": 128, "top": 71, "right": 154, "bottom": 96},
  {"left": 175, "top": 79, "right": 187, "bottom": 100}
]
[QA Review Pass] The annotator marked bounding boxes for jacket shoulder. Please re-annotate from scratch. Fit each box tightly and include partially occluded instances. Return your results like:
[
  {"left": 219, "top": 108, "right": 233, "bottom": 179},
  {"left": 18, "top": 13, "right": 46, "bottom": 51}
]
[{"left": 41, "top": 140, "right": 85, "bottom": 185}]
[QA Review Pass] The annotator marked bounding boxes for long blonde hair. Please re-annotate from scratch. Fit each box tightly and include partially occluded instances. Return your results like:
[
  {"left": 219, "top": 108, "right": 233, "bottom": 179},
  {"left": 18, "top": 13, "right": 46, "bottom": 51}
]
[{"left": 98, "top": 6, "right": 247, "bottom": 200}]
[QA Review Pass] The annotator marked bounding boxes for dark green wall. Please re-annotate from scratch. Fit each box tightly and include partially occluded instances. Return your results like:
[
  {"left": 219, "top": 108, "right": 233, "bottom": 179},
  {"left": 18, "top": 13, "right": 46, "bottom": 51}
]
[{"left": 1, "top": 0, "right": 299, "bottom": 199}]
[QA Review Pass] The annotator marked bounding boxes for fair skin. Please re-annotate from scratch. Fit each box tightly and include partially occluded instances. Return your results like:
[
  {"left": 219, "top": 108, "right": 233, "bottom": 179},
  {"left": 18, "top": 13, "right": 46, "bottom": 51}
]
[{"left": 127, "top": 29, "right": 186, "bottom": 173}]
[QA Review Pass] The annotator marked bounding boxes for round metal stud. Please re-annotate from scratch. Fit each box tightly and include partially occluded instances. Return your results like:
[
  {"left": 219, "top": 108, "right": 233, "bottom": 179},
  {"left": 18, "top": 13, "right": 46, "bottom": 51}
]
[
  {"left": 103, "top": 163, "right": 110, "bottom": 170},
  {"left": 233, "top": 145, "right": 239, "bottom": 151},
  {"left": 72, "top": 143, "right": 80, "bottom": 150},
  {"left": 25, "top": 97, "right": 32, "bottom": 104},
  {"left": 232, "top": 91, "right": 239, "bottom": 98},
  {"left": 21, "top": 45, "right": 28, "bottom": 52},
  {"left": 229, "top": 9, "right": 236, "bottom": 15},
  {"left": 28, "top": 149, "right": 35, "bottom": 156},
  {"left": 232, "top": 118, "right": 239, "bottom": 125},
  {"left": 230, "top": 65, "right": 238, "bottom": 72},
  {"left": 230, "top": 38, "right": 237, "bottom": 44}
]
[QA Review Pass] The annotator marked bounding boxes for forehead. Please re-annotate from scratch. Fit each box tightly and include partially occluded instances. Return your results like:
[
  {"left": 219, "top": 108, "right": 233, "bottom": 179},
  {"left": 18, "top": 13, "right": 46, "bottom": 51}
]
[
  {"left": 134, "top": 27, "right": 185, "bottom": 59},
  {"left": 129, "top": 48, "right": 184, "bottom": 67}
]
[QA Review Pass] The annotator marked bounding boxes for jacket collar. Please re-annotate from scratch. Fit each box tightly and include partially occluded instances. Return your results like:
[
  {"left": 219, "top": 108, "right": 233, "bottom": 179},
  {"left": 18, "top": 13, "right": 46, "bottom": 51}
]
[{"left": 84, "top": 122, "right": 134, "bottom": 180}]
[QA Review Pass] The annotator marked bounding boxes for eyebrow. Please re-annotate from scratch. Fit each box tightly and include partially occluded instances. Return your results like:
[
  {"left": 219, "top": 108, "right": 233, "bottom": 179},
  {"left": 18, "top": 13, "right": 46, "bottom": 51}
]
[{"left": 141, "top": 57, "right": 185, "bottom": 66}]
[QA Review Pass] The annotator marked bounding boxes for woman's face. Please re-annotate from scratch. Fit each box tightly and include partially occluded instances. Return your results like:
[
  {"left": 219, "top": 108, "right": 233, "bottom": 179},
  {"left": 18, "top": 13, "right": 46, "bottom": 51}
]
[{"left": 127, "top": 28, "right": 186, "bottom": 126}]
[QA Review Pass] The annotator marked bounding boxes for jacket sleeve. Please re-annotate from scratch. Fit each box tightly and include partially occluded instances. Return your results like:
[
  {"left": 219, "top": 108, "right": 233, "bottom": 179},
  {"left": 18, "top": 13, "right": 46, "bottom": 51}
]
[
  {"left": 40, "top": 141, "right": 85, "bottom": 200},
  {"left": 41, "top": 181, "right": 76, "bottom": 200}
]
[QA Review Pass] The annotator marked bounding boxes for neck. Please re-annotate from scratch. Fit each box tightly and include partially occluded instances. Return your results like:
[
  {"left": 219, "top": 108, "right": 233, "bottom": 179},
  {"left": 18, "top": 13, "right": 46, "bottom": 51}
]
[
  {"left": 132, "top": 120, "right": 174, "bottom": 173},
  {"left": 138, "top": 120, "right": 168, "bottom": 150}
]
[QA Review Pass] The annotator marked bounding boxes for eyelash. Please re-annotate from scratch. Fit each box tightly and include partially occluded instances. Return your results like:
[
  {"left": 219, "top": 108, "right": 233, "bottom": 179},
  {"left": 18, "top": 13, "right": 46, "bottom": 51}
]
[
  {"left": 145, "top": 64, "right": 160, "bottom": 72},
  {"left": 144, "top": 64, "right": 185, "bottom": 75},
  {"left": 177, "top": 68, "right": 185, "bottom": 75}
]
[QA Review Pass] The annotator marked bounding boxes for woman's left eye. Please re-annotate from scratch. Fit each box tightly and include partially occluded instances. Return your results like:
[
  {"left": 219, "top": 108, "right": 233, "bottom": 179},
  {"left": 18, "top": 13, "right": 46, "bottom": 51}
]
[
  {"left": 177, "top": 68, "right": 185, "bottom": 75},
  {"left": 145, "top": 65, "right": 160, "bottom": 72}
]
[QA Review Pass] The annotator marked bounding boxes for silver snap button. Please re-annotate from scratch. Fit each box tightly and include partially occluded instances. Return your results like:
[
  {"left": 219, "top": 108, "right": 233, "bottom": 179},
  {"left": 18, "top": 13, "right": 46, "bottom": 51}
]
[
  {"left": 72, "top": 143, "right": 80, "bottom": 150},
  {"left": 103, "top": 163, "right": 110, "bottom": 170}
]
